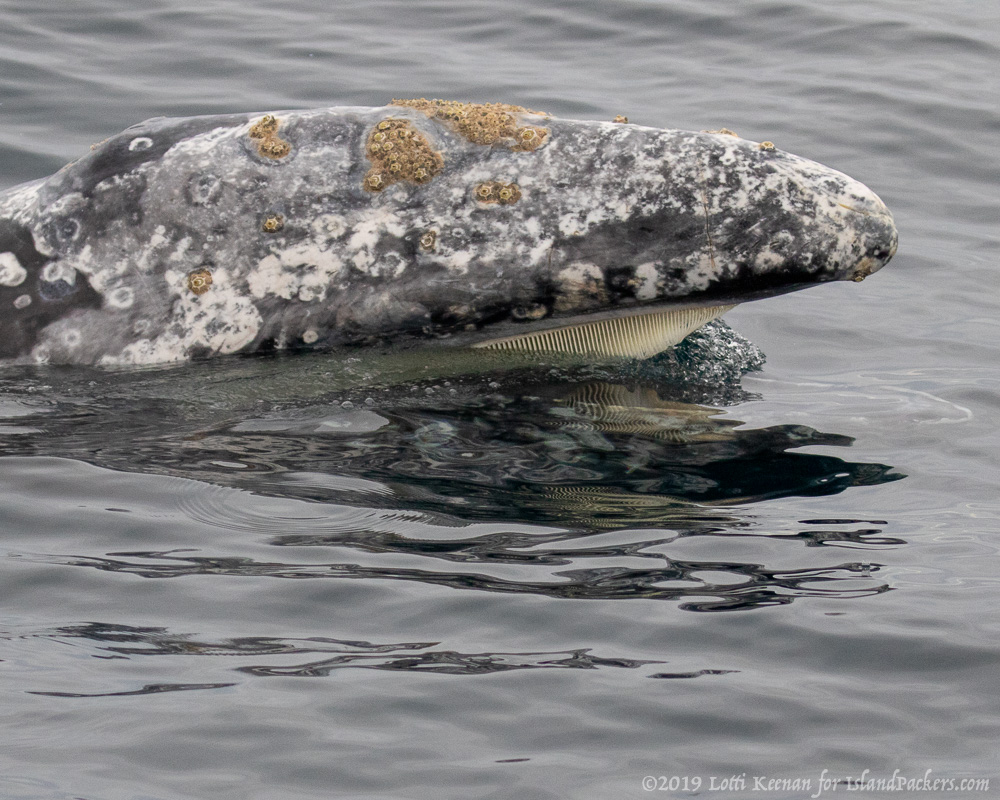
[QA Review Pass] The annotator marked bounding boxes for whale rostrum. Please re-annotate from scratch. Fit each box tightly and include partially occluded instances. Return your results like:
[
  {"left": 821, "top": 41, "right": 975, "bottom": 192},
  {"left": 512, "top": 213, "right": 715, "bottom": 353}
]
[{"left": 0, "top": 99, "right": 897, "bottom": 366}]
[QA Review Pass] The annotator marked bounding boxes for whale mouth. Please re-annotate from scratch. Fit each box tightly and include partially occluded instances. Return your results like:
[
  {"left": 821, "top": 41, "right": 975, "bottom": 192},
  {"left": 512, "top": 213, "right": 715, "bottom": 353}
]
[{"left": 472, "top": 304, "right": 736, "bottom": 361}]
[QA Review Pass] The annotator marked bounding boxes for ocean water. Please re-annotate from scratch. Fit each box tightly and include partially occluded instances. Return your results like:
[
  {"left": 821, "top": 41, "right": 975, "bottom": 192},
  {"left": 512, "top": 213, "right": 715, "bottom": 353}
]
[{"left": 1, "top": 1, "right": 998, "bottom": 798}]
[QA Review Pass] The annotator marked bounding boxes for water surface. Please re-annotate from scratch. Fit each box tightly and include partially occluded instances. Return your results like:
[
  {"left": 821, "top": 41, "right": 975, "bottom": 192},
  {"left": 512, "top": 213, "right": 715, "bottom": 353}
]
[{"left": 1, "top": 1, "right": 998, "bottom": 798}]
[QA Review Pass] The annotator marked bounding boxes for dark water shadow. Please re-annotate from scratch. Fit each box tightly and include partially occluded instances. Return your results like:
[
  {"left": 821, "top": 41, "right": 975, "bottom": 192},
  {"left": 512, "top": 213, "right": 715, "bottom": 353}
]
[
  {"left": 10, "top": 621, "right": 691, "bottom": 698},
  {"left": 17, "top": 621, "right": 733, "bottom": 694}
]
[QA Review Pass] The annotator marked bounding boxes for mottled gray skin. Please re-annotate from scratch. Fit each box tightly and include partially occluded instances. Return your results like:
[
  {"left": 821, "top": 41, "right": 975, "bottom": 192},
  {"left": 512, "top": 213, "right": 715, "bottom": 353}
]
[{"left": 0, "top": 105, "right": 897, "bottom": 366}]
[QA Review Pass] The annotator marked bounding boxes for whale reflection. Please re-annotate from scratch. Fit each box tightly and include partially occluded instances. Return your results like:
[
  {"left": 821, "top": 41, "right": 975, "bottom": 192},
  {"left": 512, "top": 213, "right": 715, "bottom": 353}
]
[
  {"left": 157, "top": 378, "right": 902, "bottom": 528},
  {"left": 2, "top": 346, "right": 905, "bottom": 616},
  {"left": 1, "top": 343, "right": 911, "bottom": 698}
]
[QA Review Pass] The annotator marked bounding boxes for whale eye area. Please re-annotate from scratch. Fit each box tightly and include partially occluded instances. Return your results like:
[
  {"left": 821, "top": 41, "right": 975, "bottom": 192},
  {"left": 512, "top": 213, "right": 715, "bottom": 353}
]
[
  {"left": 363, "top": 118, "right": 443, "bottom": 193},
  {"left": 247, "top": 114, "right": 291, "bottom": 160},
  {"left": 391, "top": 98, "right": 549, "bottom": 152},
  {"left": 474, "top": 181, "right": 521, "bottom": 205},
  {"left": 187, "top": 268, "right": 213, "bottom": 295}
]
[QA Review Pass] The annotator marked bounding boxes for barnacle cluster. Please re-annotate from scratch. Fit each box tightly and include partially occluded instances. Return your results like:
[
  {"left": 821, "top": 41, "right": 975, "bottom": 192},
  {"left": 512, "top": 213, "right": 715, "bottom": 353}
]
[
  {"left": 704, "top": 128, "right": 740, "bottom": 137},
  {"left": 474, "top": 181, "right": 521, "bottom": 205},
  {"left": 390, "top": 98, "right": 549, "bottom": 152},
  {"left": 262, "top": 214, "right": 285, "bottom": 233},
  {"left": 187, "top": 268, "right": 213, "bottom": 295},
  {"left": 363, "top": 118, "right": 444, "bottom": 193},
  {"left": 612, "top": 115, "right": 629, "bottom": 124},
  {"left": 248, "top": 114, "right": 291, "bottom": 160}
]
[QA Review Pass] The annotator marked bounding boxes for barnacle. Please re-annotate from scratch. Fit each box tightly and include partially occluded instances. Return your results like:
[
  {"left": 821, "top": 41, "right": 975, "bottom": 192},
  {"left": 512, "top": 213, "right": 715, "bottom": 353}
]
[
  {"left": 187, "top": 268, "right": 213, "bottom": 295},
  {"left": 362, "top": 117, "right": 444, "bottom": 193},
  {"left": 758, "top": 141, "right": 775, "bottom": 150},
  {"left": 248, "top": 114, "right": 291, "bottom": 160},
  {"left": 391, "top": 98, "right": 550, "bottom": 151},
  {"left": 512, "top": 125, "right": 548, "bottom": 152},
  {"left": 258, "top": 138, "right": 291, "bottom": 159},
  {"left": 612, "top": 115, "right": 629, "bottom": 124},
  {"left": 473, "top": 181, "right": 521, "bottom": 205},
  {"left": 262, "top": 214, "right": 285, "bottom": 233},
  {"left": 497, "top": 185, "right": 518, "bottom": 203},
  {"left": 249, "top": 115, "right": 279, "bottom": 139},
  {"left": 363, "top": 172, "right": 386, "bottom": 192},
  {"left": 419, "top": 230, "right": 437, "bottom": 251}
]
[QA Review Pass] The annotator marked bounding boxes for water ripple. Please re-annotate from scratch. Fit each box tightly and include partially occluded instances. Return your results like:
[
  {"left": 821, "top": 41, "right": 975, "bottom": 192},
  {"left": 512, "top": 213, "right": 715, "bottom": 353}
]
[{"left": 20, "top": 550, "right": 891, "bottom": 610}]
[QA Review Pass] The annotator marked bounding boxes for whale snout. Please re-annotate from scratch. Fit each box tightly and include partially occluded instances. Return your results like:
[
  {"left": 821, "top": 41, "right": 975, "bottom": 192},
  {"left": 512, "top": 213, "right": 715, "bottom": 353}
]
[
  {"left": 851, "top": 208, "right": 897, "bottom": 282},
  {"left": 831, "top": 181, "right": 898, "bottom": 282},
  {"left": 850, "top": 193, "right": 898, "bottom": 282},
  {"left": 695, "top": 135, "right": 897, "bottom": 301},
  {"left": 775, "top": 151, "right": 898, "bottom": 286}
]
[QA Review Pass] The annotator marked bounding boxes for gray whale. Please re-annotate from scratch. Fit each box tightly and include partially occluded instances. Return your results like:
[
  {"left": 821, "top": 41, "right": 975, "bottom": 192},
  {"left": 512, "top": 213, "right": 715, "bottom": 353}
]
[{"left": 0, "top": 99, "right": 897, "bottom": 366}]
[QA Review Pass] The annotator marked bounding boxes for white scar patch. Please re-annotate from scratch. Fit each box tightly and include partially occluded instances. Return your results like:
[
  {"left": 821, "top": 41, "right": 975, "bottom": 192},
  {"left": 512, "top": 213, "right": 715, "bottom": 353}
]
[
  {"left": 558, "top": 262, "right": 603, "bottom": 287},
  {"left": 634, "top": 262, "right": 660, "bottom": 301},
  {"left": 0, "top": 252, "right": 27, "bottom": 286},
  {"left": 101, "top": 268, "right": 263, "bottom": 365}
]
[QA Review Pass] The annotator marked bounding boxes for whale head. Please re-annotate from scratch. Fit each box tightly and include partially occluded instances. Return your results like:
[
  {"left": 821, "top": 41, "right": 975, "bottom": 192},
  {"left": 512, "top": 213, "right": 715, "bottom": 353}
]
[{"left": 0, "top": 107, "right": 896, "bottom": 366}]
